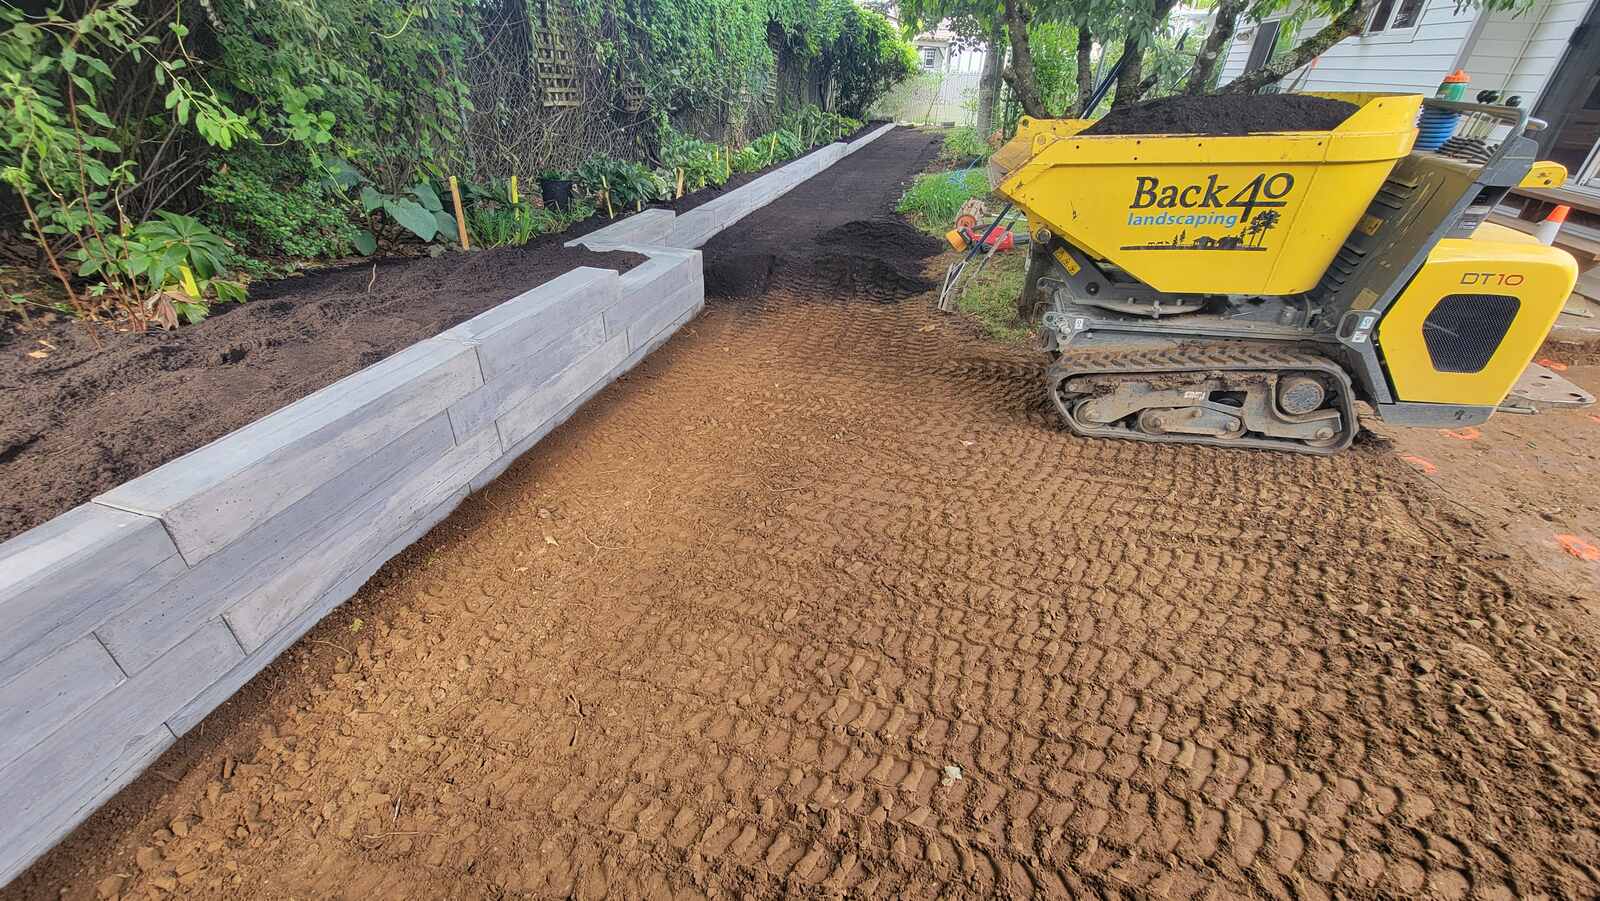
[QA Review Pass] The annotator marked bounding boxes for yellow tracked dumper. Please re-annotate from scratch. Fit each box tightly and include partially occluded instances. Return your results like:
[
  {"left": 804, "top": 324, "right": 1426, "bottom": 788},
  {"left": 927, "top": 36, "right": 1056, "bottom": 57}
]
[{"left": 992, "top": 94, "right": 1579, "bottom": 454}]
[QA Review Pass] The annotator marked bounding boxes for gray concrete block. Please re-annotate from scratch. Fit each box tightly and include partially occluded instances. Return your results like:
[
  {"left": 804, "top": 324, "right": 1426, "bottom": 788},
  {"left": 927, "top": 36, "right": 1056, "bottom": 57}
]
[
  {"left": 847, "top": 123, "right": 895, "bottom": 154},
  {"left": 442, "top": 267, "right": 617, "bottom": 383},
  {"left": 0, "top": 636, "right": 125, "bottom": 771},
  {"left": 470, "top": 367, "right": 618, "bottom": 493},
  {"left": 0, "top": 504, "right": 184, "bottom": 686},
  {"left": 0, "top": 722, "right": 172, "bottom": 888},
  {"left": 564, "top": 209, "right": 675, "bottom": 249},
  {"left": 624, "top": 249, "right": 701, "bottom": 292},
  {"left": 169, "top": 485, "right": 467, "bottom": 737},
  {"left": 98, "top": 337, "right": 482, "bottom": 564},
  {"left": 223, "top": 420, "right": 497, "bottom": 651},
  {"left": 626, "top": 284, "right": 703, "bottom": 355},
  {"left": 93, "top": 414, "right": 459, "bottom": 675},
  {"left": 494, "top": 332, "right": 629, "bottom": 451},
  {"left": 617, "top": 300, "right": 704, "bottom": 376},
  {"left": 606, "top": 255, "right": 702, "bottom": 338},
  {"left": 452, "top": 314, "right": 607, "bottom": 437},
  {"left": 664, "top": 207, "right": 729, "bottom": 248},
  {"left": 0, "top": 618, "right": 240, "bottom": 886}
]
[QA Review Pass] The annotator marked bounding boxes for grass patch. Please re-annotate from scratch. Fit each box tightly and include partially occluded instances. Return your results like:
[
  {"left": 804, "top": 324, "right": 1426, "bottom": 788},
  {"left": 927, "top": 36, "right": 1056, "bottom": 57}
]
[
  {"left": 940, "top": 126, "right": 991, "bottom": 162},
  {"left": 954, "top": 249, "right": 1032, "bottom": 343},
  {"left": 896, "top": 169, "right": 991, "bottom": 233}
]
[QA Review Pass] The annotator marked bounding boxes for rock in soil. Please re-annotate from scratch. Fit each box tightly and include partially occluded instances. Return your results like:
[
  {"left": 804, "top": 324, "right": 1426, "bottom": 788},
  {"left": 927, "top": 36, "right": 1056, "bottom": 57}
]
[{"left": 1080, "top": 93, "right": 1359, "bottom": 137}]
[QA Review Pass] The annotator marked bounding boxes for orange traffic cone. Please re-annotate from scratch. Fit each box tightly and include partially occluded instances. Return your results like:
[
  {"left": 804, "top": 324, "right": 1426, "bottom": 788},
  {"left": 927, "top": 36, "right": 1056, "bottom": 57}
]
[{"left": 1534, "top": 204, "right": 1569, "bottom": 245}]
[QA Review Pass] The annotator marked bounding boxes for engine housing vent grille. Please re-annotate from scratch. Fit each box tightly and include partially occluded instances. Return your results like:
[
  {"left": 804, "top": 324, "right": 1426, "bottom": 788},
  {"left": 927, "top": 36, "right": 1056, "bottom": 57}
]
[{"left": 1422, "top": 293, "right": 1520, "bottom": 373}]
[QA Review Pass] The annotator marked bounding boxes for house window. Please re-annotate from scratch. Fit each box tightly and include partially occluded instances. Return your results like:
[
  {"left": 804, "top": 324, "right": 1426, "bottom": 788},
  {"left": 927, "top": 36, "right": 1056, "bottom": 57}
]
[
  {"left": 1368, "top": 0, "right": 1424, "bottom": 33},
  {"left": 1242, "top": 20, "right": 1281, "bottom": 73},
  {"left": 920, "top": 47, "right": 940, "bottom": 70}
]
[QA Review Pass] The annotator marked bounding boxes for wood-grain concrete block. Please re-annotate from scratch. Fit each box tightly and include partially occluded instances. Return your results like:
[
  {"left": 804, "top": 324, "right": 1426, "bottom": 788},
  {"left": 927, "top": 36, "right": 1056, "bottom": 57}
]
[
  {"left": 0, "top": 636, "right": 125, "bottom": 771},
  {"left": 93, "top": 414, "right": 459, "bottom": 674},
  {"left": 168, "top": 485, "right": 466, "bottom": 737},
  {"left": 0, "top": 619, "right": 241, "bottom": 886},
  {"left": 493, "top": 332, "right": 629, "bottom": 452},
  {"left": 442, "top": 267, "right": 617, "bottom": 383},
  {"left": 222, "top": 418, "right": 497, "bottom": 651},
  {"left": 0, "top": 504, "right": 184, "bottom": 686},
  {"left": 98, "top": 337, "right": 482, "bottom": 564},
  {"left": 563, "top": 209, "right": 676, "bottom": 249}
]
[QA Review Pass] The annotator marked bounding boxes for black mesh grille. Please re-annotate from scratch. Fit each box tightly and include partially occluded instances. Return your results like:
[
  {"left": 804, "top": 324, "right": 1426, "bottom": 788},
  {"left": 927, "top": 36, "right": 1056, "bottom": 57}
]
[{"left": 1422, "top": 293, "right": 1520, "bottom": 373}]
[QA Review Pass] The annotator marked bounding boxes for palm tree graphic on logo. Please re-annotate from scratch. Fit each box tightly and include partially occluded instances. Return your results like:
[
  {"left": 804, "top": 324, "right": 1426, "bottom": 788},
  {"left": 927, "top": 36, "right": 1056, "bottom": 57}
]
[{"left": 1246, "top": 210, "right": 1281, "bottom": 247}]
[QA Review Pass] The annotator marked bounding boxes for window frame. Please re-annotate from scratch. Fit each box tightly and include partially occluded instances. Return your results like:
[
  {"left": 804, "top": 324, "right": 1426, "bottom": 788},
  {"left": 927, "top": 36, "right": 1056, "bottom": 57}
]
[{"left": 1366, "top": 0, "right": 1425, "bottom": 36}]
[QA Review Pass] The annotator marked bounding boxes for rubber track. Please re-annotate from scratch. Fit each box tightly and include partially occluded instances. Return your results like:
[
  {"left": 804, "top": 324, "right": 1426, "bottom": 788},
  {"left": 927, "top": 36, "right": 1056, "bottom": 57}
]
[{"left": 1048, "top": 340, "right": 1358, "bottom": 455}]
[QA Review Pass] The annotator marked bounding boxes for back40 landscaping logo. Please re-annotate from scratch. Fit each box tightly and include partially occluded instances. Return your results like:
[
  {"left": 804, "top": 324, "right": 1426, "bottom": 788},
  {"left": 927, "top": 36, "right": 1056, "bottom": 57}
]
[{"left": 1120, "top": 172, "right": 1292, "bottom": 252}]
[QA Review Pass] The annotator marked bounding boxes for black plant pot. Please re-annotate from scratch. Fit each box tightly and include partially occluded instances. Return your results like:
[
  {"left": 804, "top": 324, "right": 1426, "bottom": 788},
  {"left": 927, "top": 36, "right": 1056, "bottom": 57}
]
[{"left": 539, "top": 178, "right": 574, "bottom": 211}]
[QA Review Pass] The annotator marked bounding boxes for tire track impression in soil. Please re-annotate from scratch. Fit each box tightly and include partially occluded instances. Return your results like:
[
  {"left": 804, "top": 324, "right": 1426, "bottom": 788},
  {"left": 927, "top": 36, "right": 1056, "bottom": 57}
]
[{"left": 10, "top": 127, "right": 1600, "bottom": 901}]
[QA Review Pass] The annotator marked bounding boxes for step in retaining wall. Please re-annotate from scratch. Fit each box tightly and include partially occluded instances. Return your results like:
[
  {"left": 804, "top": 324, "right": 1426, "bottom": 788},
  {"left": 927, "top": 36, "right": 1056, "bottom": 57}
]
[{"left": 0, "top": 122, "right": 895, "bottom": 886}]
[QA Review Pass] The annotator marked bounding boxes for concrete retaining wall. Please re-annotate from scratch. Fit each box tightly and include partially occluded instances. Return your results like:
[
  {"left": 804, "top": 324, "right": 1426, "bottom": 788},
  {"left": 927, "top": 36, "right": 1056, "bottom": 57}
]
[{"left": 0, "top": 122, "right": 895, "bottom": 886}]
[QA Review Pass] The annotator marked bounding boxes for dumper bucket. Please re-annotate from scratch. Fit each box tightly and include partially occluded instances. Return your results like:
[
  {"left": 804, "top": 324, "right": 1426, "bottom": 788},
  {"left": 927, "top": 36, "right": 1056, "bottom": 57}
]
[{"left": 997, "top": 93, "right": 1421, "bottom": 296}]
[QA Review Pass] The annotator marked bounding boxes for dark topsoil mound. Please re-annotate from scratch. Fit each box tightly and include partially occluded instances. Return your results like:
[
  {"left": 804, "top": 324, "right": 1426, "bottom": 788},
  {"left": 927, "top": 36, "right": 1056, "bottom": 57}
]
[
  {"left": 1080, "top": 93, "right": 1359, "bottom": 137},
  {"left": 702, "top": 128, "right": 946, "bottom": 304},
  {"left": 0, "top": 242, "right": 642, "bottom": 542}
]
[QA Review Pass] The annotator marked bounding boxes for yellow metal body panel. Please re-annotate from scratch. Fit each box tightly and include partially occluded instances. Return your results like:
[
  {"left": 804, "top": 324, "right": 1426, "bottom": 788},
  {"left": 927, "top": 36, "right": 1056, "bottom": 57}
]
[
  {"left": 1377, "top": 238, "right": 1578, "bottom": 405},
  {"left": 996, "top": 93, "right": 1421, "bottom": 296},
  {"left": 1518, "top": 160, "right": 1567, "bottom": 189}
]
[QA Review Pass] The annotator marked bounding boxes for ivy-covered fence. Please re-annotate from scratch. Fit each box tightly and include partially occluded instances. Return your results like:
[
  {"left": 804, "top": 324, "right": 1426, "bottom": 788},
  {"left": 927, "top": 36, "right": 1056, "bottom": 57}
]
[{"left": 1, "top": 0, "right": 913, "bottom": 326}]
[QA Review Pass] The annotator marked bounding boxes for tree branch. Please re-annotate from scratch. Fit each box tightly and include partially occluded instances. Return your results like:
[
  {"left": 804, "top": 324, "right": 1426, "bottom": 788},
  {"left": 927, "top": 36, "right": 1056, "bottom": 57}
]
[
  {"left": 1219, "top": 0, "right": 1379, "bottom": 94},
  {"left": 1185, "top": 0, "right": 1245, "bottom": 94}
]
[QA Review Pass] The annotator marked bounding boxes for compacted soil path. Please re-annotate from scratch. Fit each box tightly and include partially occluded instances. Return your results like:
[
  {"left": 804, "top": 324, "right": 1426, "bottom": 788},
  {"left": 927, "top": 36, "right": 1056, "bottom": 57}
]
[{"left": 10, "top": 128, "right": 1600, "bottom": 900}]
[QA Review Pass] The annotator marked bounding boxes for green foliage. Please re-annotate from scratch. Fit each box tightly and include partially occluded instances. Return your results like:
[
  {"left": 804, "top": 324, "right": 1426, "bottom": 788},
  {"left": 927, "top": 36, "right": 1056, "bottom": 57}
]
[
  {"left": 72, "top": 212, "right": 245, "bottom": 325},
  {"left": 658, "top": 123, "right": 728, "bottom": 193},
  {"left": 199, "top": 150, "right": 355, "bottom": 259},
  {"left": 1, "top": 1, "right": 251, "bottom": 324},
  {"left": 468, "top": 202, "right": 556, "bottom": 249},
  {"left": 897, "top": 169, "right": 992, "bottom": 231},
  {"left": 954, "top": 248, "right": 1032, "bottom": 342},
  {"left": 940, "top": 127, "right": 991, "bottom": 161},
  {"left": 576, "top": 156, "right": 671, "bottom": 210}
]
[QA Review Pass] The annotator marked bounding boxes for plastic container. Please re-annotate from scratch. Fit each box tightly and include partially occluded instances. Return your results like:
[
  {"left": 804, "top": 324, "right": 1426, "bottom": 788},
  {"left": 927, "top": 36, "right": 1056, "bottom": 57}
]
[
  {"left": 996, "top": 92, "right": 1422, "bottom": 296},
  {"left": 1415, "top": 70, "right": 1469, "bottom": 151}
]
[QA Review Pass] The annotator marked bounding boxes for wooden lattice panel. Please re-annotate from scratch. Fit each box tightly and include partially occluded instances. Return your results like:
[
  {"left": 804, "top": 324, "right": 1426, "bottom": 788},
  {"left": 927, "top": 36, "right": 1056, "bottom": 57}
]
[{"left": 535, "top": 0, "right": 579, "bottom": 108}]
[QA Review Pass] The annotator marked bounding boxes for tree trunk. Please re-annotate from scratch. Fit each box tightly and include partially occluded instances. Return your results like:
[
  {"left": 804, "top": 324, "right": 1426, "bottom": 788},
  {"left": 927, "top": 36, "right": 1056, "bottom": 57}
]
[
  {"left": 1186, "top": 0, "right": 1245, "bottom": 94},
  {"left": 976, "top": 32, "right": 1003, "bottom": 138},
  {"left": 1110, "top": 0, "right": 1178, "bottom": 109},
  {"left": 1073, "top": 27, "right": 1095, "bottom": 116},
  {"left": 1112, "top": 36, "right": 1144, "bottom": 108},
  {"left": 1220, "top": 0, "right": 1378, "bottom": 94},
  {"left": 1000, "top": 0, "right": 1049, "bottom": 119}
]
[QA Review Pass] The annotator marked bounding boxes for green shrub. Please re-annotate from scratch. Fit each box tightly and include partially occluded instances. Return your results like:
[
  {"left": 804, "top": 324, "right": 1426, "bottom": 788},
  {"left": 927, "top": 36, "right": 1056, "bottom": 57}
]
[
  {"left": 199, "top": 151, "right": 357, "bottom": 260},
  {"left": 941, "top": 127, "right": 990, "bottom": 162},
  {"left": 469, "top": 202, "right": 558, "bottom": 248},
  {"left": 896, "top": 169, "right": 991, "bottom": 230},
  {"left": 575, "top": 156, "right": 671, "bottom": 212},
  {"left": 658, "top": 125, "right": 728, "bottom": 193}
]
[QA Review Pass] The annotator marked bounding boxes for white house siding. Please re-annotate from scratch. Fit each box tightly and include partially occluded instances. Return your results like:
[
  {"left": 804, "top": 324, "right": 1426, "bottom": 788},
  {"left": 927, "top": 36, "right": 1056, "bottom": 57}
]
[
  {"left": 1218, "top": 0, "right": 1476, "bottom": 93},
  {"left": 1462, "top": 0, "right": 1597, "bottom": 108}
]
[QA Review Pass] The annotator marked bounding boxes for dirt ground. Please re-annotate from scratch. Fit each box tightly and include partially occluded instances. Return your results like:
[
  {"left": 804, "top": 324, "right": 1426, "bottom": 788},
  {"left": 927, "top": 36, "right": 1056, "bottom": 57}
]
[
  {"left": 1377, "top": 352, "right": 1600, "bottom": 606},
  {"left": 10, "top": 127, "right": 1600, "bottom": 900}
]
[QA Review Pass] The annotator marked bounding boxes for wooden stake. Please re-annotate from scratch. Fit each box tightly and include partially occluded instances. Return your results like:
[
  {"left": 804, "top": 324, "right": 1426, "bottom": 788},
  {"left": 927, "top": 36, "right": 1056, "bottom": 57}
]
[
  {"left": 448, "top": 176, "right": 469, "bottom": 250},
  {"left": 599, "top": 176, "right": 615, "bottom": 218},
  {"left": 676, "top": 168, "right": 685, "bottom": 199}
]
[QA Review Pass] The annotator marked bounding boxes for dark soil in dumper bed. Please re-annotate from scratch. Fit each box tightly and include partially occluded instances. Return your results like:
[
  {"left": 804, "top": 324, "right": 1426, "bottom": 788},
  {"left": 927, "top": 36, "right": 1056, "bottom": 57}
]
[
  {"left": 0, "top": 242, "right": 643, "bottom": 542},
  {"left": 1080, "top": 93, "right": 1359, "bottom": 137}
]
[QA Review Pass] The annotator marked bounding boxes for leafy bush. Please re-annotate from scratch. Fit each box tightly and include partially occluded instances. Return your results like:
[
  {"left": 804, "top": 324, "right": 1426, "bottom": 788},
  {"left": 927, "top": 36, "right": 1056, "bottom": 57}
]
[
  {"left": 468, "top": 202, "right": 560, "bottom": 248},
  {"left": 896, "top": 170, "right": 992, "bottom": 230},
  {"left": 199, "top": 150, "right": 357, "bottom": 260},
  {"left": 575, "top": 156, "right": 671, "bottom": 212},
  {"left": 658, "top": 124, "right": 727, "bottom": 193},
  {"left": 72, "top": 212, "right": 245, "bottom": 326},
  {"left": 941, "top": 127, "right": 991, "bottom": 162}
]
